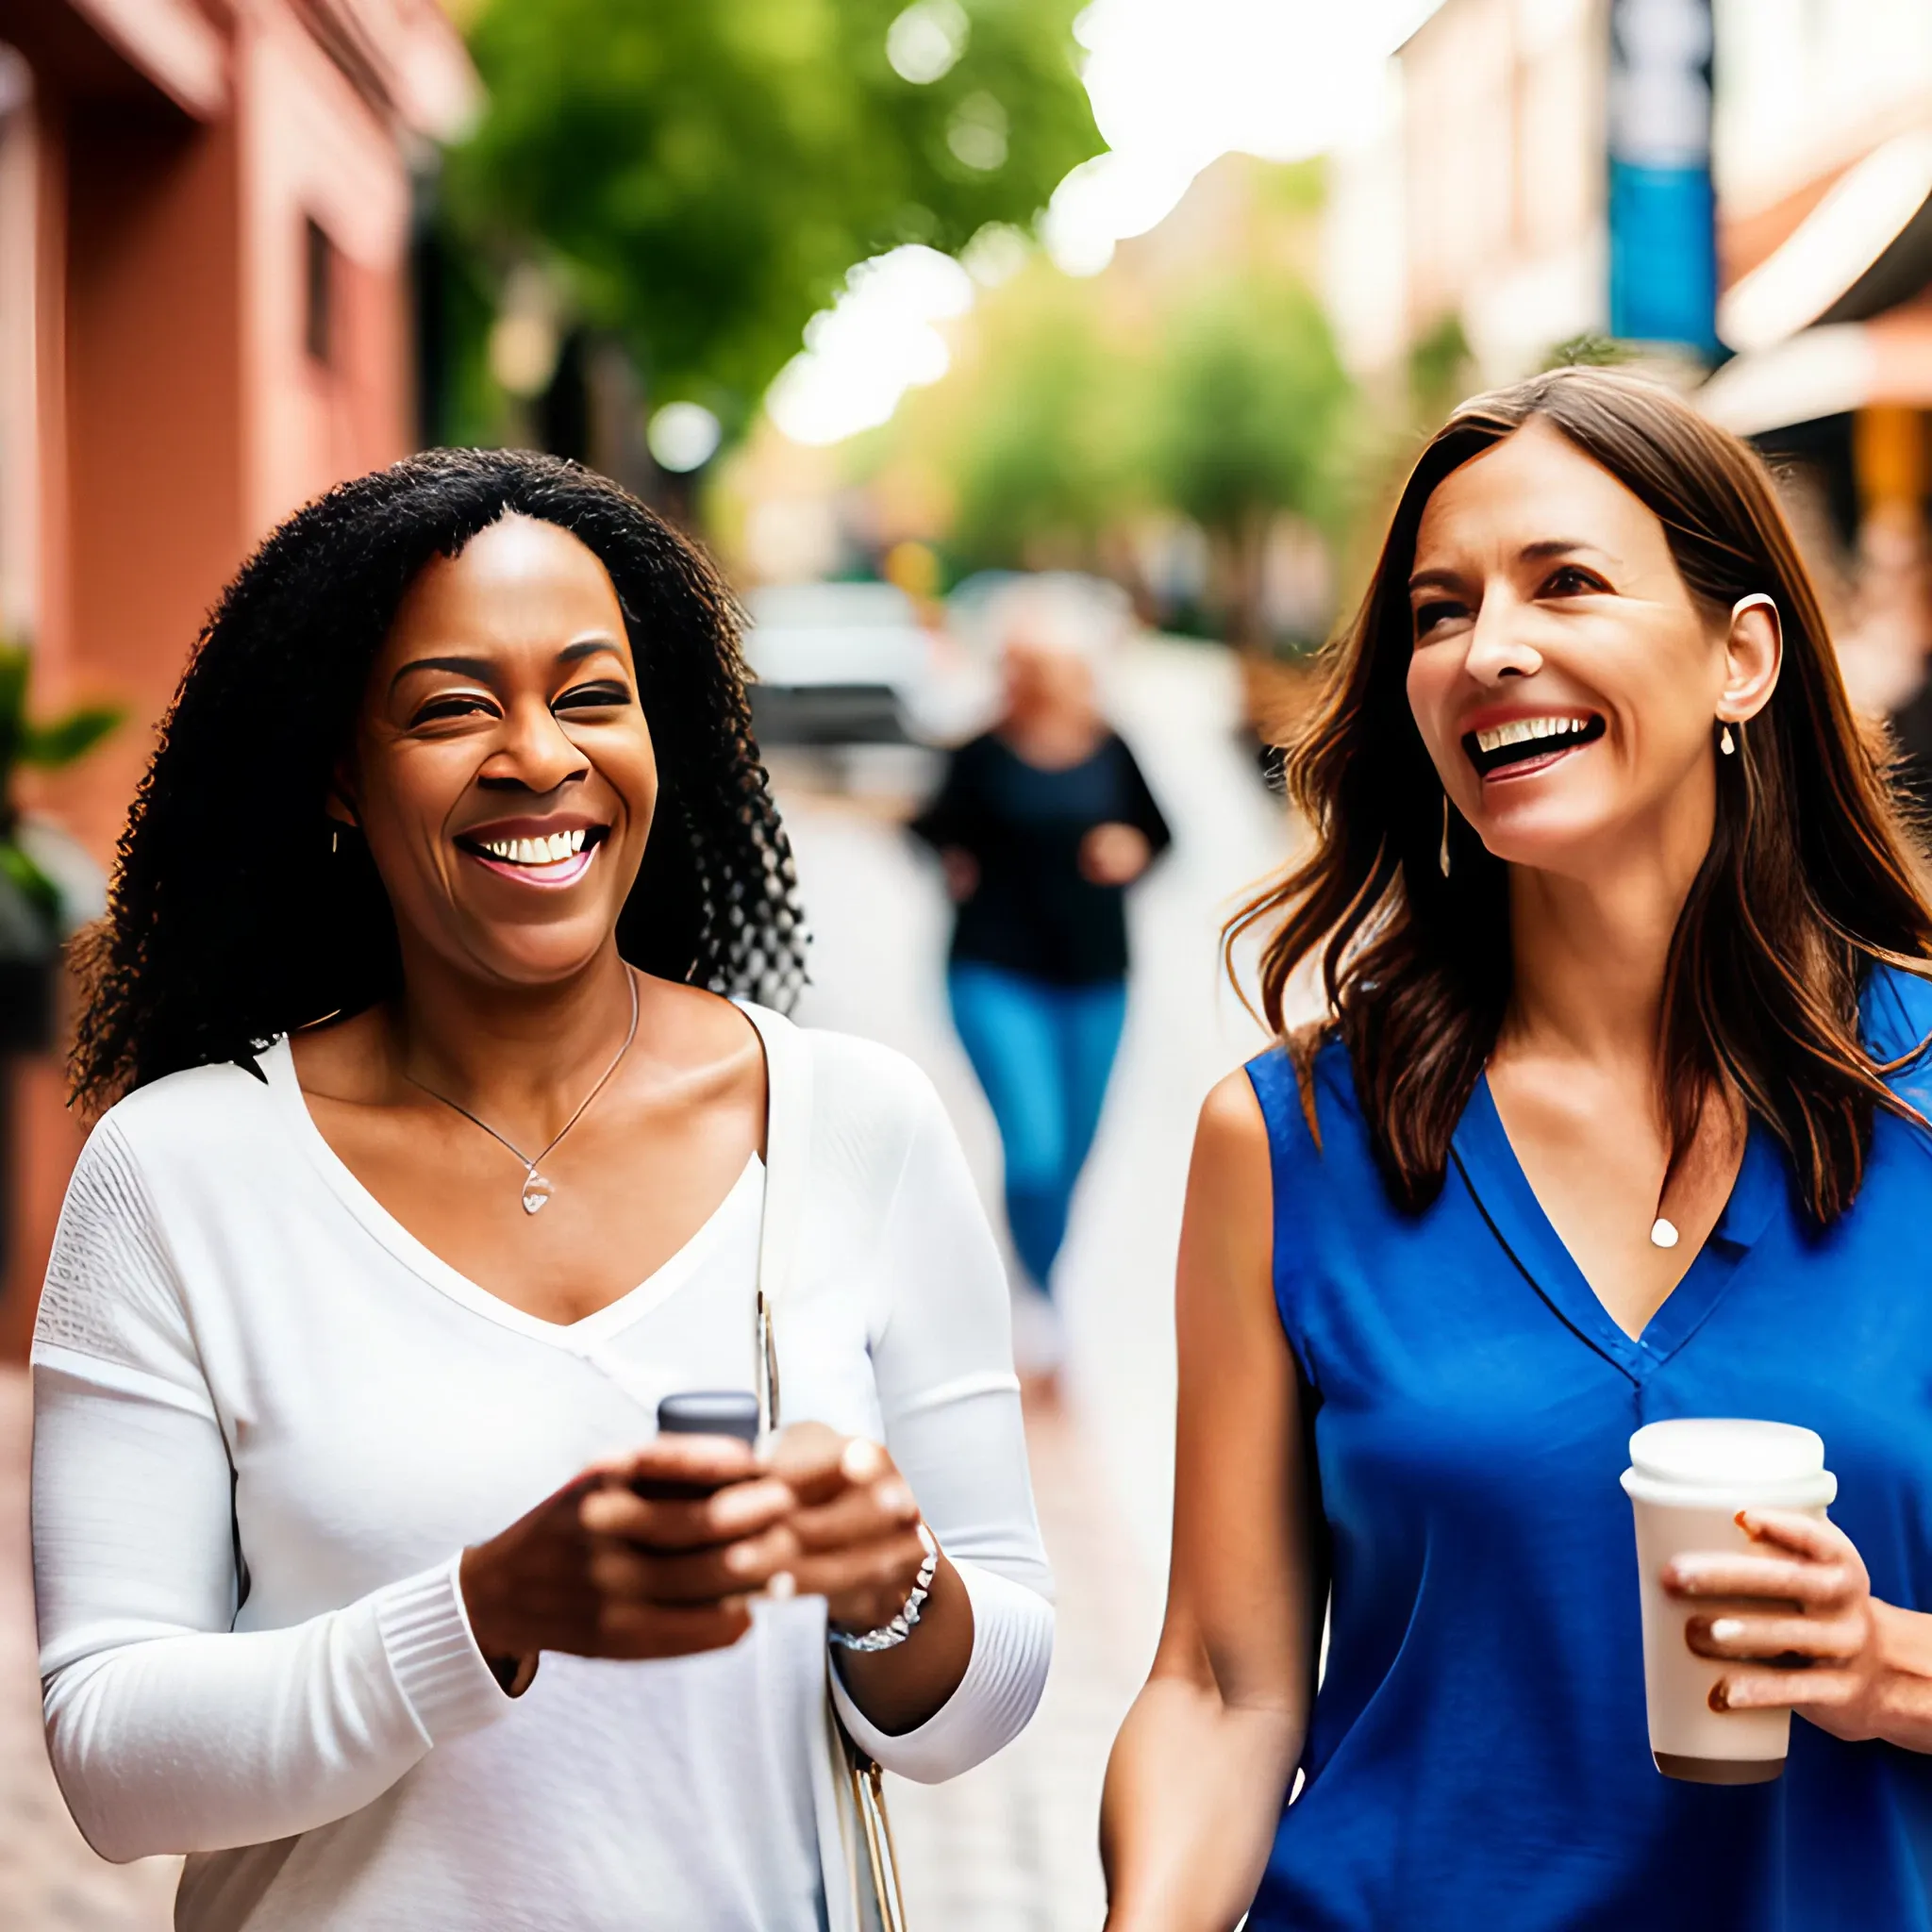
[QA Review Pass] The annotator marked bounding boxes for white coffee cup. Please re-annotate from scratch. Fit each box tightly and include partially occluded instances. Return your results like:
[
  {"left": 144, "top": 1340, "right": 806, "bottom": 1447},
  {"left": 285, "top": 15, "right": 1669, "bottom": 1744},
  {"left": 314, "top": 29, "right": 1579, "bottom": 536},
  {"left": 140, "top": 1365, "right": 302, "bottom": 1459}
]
[{"left": 1621, "top": 1418, "right": 1836, "bottom": 1784}]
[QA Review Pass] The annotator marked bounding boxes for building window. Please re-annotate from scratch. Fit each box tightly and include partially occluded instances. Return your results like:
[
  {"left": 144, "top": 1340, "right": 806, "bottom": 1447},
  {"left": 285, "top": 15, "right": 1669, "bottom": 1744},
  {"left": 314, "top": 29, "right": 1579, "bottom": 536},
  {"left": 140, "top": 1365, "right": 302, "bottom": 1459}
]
[{"left": 305, "top": 216, "right": 333, "bottom": 365}]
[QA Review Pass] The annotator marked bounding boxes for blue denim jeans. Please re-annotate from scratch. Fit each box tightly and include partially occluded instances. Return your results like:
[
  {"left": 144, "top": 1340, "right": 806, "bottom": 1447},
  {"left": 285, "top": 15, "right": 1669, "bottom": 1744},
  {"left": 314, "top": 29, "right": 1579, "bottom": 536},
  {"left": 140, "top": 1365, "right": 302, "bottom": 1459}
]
[{"left": 947, "top": 962, "right": 1128, "bottom": 1293}]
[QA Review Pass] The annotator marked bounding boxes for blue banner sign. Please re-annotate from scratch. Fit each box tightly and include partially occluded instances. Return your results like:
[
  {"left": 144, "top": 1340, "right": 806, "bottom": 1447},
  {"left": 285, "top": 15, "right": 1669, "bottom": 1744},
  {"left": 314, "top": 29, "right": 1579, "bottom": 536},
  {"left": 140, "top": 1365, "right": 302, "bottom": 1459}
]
[{"left": 1608, "top": 0, "right": 1718, "bottom": 354}]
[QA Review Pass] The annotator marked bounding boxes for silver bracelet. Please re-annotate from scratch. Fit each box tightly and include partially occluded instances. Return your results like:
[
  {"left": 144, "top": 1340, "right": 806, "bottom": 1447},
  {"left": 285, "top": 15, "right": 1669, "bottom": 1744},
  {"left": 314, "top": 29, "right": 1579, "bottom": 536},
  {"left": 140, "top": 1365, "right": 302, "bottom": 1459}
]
[{"left": 829, "top": 1524, "right": 939, "bottom": 1653}]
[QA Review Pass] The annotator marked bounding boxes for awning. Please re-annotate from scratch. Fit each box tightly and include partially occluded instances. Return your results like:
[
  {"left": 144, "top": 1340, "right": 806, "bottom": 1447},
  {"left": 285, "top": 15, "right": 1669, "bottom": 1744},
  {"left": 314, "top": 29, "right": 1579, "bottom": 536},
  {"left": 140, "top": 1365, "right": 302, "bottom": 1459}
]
[
  {"left": 1697, "top": 308, "right": 1932, "bottom": 437},
  {"left": 1718, "top": 130, "right": 1932, "bottom": 353}
]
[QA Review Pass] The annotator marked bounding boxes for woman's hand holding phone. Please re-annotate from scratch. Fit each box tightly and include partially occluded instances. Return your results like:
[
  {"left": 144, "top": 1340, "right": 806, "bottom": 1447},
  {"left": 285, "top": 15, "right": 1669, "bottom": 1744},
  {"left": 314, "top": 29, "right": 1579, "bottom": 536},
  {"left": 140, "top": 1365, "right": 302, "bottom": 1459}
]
[
  {"left": 459, "top": 1408, "right": 959, "bottom": 1724},
  {"left": 766, "top": 1424, "right": 931, "bottom": 1635},
  {"left": 768, "top": 1422, "right": 976, "bottom": 1734},
  {"left": 458, "top": 1435, "right": 797, "bottom": 1684}
]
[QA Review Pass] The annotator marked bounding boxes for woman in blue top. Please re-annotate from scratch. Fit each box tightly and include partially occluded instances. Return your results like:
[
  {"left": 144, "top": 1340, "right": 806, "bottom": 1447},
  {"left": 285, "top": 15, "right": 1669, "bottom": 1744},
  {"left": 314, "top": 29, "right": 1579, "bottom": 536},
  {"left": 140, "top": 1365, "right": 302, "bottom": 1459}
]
[{"left": 1101, "top": 367, "right": 1932, "bottom": 1930}]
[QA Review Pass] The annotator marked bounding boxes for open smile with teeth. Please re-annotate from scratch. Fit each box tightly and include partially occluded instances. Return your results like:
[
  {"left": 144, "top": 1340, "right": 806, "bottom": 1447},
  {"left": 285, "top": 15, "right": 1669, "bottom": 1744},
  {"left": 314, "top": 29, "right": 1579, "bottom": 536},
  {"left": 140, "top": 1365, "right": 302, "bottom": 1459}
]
[
  {"left": 477, "top": 828, "right": 591, "bottom": 865},
  {"left": 1463, "top": 713, "right": 1605, "bottom": 778},
  {"left": 457, "top": 824, "right": 609, "bottom": 883}
]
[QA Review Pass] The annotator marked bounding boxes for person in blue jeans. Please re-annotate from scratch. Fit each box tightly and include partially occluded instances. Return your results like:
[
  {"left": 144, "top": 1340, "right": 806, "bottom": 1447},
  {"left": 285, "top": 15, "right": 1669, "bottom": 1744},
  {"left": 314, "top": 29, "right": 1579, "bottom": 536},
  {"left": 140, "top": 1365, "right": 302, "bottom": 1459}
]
[{"left": 912, "top": 627, "right": 1171, "bottom": 1360}]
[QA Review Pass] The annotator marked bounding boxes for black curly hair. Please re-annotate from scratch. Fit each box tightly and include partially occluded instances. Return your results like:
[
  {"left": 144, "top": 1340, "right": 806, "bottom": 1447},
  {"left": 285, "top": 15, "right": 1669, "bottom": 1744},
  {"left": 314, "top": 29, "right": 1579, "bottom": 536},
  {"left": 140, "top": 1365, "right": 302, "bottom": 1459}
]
[{"left": 71, "top": 448, "right": 808, "bottom": 1116}]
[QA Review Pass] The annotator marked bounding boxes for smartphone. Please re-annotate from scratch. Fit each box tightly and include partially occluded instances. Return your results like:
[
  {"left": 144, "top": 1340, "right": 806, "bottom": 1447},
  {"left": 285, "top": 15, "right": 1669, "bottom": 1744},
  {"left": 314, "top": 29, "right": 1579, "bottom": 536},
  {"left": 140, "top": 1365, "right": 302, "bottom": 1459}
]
[{"left": 632, "top": 1390, "right": 761, "bottom": 1501}]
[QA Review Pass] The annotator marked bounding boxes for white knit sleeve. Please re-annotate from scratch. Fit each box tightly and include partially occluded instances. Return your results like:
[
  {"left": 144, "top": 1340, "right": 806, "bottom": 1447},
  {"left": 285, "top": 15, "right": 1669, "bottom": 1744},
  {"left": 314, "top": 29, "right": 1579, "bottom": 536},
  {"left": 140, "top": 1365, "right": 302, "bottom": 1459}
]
[
  {"left": 830, "top": 1066, "right": 1054, "bottom": 1782},
  {"left": 31, "top": 1121, "right": 508, "bottom": 1862}
]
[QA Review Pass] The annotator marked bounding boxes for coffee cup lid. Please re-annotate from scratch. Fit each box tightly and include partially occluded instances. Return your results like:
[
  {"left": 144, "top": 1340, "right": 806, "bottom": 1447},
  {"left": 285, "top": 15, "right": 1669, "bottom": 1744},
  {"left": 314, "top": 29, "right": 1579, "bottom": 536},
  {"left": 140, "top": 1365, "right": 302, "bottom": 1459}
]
[{"left": 1628, "top": 1417, "right": 1824, "bottom": 1487}]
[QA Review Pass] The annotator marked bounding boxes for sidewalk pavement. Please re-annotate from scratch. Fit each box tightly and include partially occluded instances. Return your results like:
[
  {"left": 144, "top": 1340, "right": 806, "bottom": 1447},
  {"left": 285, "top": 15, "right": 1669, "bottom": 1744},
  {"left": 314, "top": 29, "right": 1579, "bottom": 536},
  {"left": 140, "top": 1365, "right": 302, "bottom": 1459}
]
[{"left": 888, "top": 1390, "right": 1165, "bottom": 1929}]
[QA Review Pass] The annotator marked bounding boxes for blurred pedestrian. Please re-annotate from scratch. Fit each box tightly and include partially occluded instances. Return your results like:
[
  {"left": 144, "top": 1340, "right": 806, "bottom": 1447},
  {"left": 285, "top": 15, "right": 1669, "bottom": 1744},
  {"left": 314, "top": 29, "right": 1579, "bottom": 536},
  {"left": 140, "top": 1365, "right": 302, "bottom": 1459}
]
[
  {"left": 32, "top": 452, "right": 1051, "bottom": 1931},
  {"left": 1103, "top": 369, "right": 1932, "bottom": 1930},
  {"left": 912, "top": 589, "right": 1171, "bottom": 1374}
]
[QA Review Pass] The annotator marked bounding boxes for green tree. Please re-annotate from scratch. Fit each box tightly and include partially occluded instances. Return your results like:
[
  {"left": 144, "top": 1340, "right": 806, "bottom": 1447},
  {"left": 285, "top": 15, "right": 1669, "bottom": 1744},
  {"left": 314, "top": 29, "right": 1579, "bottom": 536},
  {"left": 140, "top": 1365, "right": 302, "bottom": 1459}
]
[
  {"left": 919, "top": 273, "right": 1139, "bottom": 574},
  {"left": 448, "top": 0, "right": 1101, "bottom": 433},
  {"left": 1407, "top": 309, "right": 1474, "bottom": 431},
  {"left": 1141, "top": 272, "right": 1354, "bottom": 647}
]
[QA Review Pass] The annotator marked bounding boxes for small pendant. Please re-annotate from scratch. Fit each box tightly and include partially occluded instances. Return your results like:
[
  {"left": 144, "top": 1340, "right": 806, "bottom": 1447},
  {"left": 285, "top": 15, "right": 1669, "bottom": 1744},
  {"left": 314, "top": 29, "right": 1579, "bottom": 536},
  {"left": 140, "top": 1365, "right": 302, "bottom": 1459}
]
[
  {"left": 1649, "top": 1216, "right": 1679, "bottom": 1250},
  {"left": 522, "top": 1174, "right": 554, "bottom": 1215}
]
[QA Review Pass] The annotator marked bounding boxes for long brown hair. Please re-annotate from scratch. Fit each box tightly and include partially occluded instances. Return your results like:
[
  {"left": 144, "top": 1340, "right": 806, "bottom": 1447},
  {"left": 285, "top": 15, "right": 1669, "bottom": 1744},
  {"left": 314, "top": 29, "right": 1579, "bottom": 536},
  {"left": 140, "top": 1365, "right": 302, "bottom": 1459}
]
[{"left": 1229, "top": 365, "right": 1932, "bottom": 1224}]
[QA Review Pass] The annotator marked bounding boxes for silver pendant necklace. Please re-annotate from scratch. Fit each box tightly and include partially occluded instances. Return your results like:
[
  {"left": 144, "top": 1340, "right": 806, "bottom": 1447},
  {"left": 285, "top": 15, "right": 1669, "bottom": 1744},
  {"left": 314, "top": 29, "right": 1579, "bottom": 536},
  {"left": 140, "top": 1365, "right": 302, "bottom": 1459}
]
[{"left": 405, "top": 968, "right": 641, "bottom": 1215}]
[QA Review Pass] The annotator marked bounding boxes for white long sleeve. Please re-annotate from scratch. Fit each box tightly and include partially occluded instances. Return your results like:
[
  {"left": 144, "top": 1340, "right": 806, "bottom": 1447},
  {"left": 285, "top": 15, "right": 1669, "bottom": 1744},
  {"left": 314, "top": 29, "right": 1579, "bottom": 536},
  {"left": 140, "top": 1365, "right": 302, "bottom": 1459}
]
[
  {"left": 811, "top": 1044, "right": 1054, "bottom": 1778},
  {"left": 31, "top": 1020, "right": 1051, "bottom": 1930},
  {"left": 32, "top": 1127, "right": 508, "bottom": 1862}
]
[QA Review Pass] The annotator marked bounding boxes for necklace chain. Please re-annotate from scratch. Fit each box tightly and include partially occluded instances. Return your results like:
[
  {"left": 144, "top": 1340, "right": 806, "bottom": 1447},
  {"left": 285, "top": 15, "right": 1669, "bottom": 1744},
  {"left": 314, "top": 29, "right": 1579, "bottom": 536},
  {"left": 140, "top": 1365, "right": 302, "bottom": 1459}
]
[{"left": 403, "top": 968, "right": 641, "bottom": 1214}]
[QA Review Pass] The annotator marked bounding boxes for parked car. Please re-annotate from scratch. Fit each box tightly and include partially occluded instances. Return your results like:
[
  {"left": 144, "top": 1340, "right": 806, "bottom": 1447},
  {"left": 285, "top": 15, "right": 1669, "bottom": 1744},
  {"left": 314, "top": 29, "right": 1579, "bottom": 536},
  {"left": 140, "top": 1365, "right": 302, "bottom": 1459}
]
[{"left": 740, "top": 580, "right": 935, "bottom": 746}]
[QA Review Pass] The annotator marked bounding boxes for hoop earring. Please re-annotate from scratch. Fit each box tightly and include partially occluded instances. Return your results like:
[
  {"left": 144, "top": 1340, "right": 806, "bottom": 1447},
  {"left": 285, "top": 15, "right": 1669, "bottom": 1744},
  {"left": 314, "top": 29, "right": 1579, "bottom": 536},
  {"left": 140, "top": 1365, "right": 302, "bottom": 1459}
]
[
  {"left": 1718, "top": 721, "right": 1736, "bottom": 757},
  {"left": 1439, "top": 795, "right": 1452, "bottom": 878}
]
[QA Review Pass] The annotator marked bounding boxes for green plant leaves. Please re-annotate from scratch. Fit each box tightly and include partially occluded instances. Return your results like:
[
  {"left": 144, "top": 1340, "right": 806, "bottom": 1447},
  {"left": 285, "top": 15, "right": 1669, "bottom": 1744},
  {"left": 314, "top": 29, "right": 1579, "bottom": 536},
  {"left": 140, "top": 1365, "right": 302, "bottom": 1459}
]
[
  {"left": 0, "top": 838, "right": 59, "bottom": 924},
  {"left": 445, "top": 0, "right": 1102, "bottom": 429},
  {"left": 20, "top": 706, "right": 124, "bottom": 770},
  {"left": 0, "top": 641, "right": 125, "bottom": 790},
  {"left": 0, "top": 641, "right": 122, "bottom": 940}
]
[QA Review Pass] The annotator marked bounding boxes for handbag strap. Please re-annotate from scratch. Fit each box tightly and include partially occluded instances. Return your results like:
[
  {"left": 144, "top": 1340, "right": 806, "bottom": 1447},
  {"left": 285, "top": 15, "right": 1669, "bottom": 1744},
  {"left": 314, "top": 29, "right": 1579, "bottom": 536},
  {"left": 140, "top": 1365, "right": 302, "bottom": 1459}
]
[
  {"left": 737, "top": 1000, "right": 913, "bottom": 1932},
  {"left": 738, "top": 1001, "right": 813, "bottom": 1434}
]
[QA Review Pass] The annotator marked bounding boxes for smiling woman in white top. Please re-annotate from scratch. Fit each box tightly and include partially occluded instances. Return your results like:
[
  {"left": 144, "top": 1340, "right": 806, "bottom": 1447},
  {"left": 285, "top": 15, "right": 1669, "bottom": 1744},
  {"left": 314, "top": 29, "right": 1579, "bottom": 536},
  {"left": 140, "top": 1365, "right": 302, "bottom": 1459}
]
[{"left": 32, "top": 450, "right": 1053, "bottom": 1931}]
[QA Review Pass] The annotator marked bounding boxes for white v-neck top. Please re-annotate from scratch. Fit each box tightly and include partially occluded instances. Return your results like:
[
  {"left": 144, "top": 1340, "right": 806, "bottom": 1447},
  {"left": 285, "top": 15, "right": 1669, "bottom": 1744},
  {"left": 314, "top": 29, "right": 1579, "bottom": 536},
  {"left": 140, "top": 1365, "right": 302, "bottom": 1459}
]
[{"left": 30, "top": 1017, "right": 1052, "bottom": 1931}]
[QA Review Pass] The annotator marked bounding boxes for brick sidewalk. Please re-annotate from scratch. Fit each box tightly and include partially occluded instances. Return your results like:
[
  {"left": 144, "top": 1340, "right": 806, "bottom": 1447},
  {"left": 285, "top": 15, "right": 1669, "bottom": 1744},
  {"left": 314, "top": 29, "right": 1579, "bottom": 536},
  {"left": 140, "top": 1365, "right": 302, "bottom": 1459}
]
[{"left": 888, "top": 1388, "right": 1163, "bottom": 1928}]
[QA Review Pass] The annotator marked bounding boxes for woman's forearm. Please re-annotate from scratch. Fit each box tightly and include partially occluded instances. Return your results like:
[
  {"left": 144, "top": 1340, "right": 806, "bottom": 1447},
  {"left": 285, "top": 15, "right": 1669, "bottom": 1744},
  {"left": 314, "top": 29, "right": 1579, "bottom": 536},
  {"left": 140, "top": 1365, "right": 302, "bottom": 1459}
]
[
  {"left": 1866, "top": 1600, "right": 1932, "bottom": 1751},
  {"left": 34, "top": 1367, "right": 510, "bottom": 1860},
  {"left": 42, "top": 1559, "right": 508, "bottom": 1861},
  {"left": 831, "top": 1551, "right": 974, "bottom": 1735},
  {"left": 1102, "top": 1674, "right": 1303, "bottom": 1932},
  {"left": 831, "top": 1558, "right": 1053, "bottom": 1782}
]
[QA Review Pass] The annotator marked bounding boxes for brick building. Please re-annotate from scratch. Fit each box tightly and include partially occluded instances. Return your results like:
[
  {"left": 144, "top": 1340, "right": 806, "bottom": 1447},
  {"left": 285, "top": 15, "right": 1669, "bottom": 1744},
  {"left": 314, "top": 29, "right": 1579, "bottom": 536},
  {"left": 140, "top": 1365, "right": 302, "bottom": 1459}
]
[{"left": 0, "top": 0, "right": 476, "bottom": 1350}]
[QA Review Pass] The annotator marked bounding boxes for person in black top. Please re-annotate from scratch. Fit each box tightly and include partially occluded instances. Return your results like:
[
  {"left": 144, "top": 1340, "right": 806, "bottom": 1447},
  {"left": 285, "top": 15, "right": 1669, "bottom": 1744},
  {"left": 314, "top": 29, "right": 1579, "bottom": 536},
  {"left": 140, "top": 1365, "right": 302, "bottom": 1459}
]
[{"left": 911, "top": 625, "right": 1171, "bottom": 1348}]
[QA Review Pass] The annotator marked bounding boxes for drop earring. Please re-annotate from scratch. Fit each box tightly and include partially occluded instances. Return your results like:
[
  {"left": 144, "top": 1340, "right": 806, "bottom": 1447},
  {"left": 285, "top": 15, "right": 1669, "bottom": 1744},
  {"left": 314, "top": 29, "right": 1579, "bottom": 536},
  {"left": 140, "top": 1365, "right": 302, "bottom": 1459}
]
[
  {"left": 1719, "top": 722, "right": 1736, "bottom": 757},
  {"left": 1439, "top": 795, "right": 1452, "bottom": 877},
  {"left": 330, "top": 824, "right": 340, "bottom": 855}
]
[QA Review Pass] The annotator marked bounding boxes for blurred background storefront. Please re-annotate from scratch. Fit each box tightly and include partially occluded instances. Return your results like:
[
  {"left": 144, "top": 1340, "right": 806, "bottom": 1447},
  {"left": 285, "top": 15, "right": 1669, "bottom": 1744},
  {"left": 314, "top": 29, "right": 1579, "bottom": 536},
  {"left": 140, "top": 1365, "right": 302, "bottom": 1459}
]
[{"left": 1324, "top": 0, "right": 1932, "bottom": 705}]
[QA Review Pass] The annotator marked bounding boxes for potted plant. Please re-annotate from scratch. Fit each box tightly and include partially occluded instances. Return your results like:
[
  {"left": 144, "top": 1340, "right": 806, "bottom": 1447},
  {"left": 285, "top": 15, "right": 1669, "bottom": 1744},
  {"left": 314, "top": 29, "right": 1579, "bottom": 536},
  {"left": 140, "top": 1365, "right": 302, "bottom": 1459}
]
[{"left": 0, "top": 641, "right": 120, "bottom": 1055}]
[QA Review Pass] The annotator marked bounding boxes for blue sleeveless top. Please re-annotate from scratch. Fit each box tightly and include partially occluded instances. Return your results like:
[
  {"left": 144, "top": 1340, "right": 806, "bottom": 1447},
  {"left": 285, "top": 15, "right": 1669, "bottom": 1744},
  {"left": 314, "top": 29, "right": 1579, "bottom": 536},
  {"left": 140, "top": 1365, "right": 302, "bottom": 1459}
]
[{"left": 1245, "top": 965, "right": 1932, "bottom": 1930}]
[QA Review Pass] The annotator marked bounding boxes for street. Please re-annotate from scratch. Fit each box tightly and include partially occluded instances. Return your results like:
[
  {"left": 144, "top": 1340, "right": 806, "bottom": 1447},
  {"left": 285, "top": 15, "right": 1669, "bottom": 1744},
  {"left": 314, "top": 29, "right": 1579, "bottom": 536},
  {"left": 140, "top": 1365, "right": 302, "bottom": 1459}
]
[{"left": 0, "top": 634, "right": 1289, "bottom": 1929}]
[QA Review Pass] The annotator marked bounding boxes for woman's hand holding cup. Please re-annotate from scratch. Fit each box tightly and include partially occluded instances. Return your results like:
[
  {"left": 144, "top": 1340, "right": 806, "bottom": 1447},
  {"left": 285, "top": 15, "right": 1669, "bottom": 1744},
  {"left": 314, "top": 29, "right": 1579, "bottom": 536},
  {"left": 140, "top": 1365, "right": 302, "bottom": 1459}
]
[{"left": 1669, "top": 1508, "right": 1932, "bottom": 1751}]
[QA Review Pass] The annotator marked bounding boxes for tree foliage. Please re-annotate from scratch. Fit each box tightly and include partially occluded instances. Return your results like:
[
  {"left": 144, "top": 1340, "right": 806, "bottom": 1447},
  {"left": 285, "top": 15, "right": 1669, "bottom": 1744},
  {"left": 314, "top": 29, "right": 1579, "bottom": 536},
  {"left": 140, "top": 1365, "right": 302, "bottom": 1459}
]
[
  {"left": 1143, "top": 272, "right": 1352, "bottom": 545},
  {"left": 870, "top": 246, "right": 1359, "bottom": 641},
  {"left": 448, "top": 0, "right": 1101, "bottom": 424},
  {"left": 1135, "top": 272, "right": 1352, "bottom": 644},
  {"left": 927, "top": 275, "right": 1140, "bottom": 571}
]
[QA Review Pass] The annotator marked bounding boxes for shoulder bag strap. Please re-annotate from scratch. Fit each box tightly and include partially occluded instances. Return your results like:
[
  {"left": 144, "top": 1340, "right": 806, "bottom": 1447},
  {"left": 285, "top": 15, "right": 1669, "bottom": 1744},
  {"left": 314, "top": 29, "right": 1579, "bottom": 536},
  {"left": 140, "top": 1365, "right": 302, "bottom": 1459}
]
[
  {"left": 735, "top": 1001, "right": 911, "bottom": 1932},
  {"left": 741, "top": 1000, "right": 811, "bottom": 1434}
]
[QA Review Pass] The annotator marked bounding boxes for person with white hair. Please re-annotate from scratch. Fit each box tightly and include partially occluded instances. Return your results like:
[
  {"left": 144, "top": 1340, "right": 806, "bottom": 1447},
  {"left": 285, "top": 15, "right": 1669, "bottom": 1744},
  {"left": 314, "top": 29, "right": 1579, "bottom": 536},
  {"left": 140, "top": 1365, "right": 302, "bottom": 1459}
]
[{"left": 911, "top": 591, "right": 1171, "bottom": 1375}]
